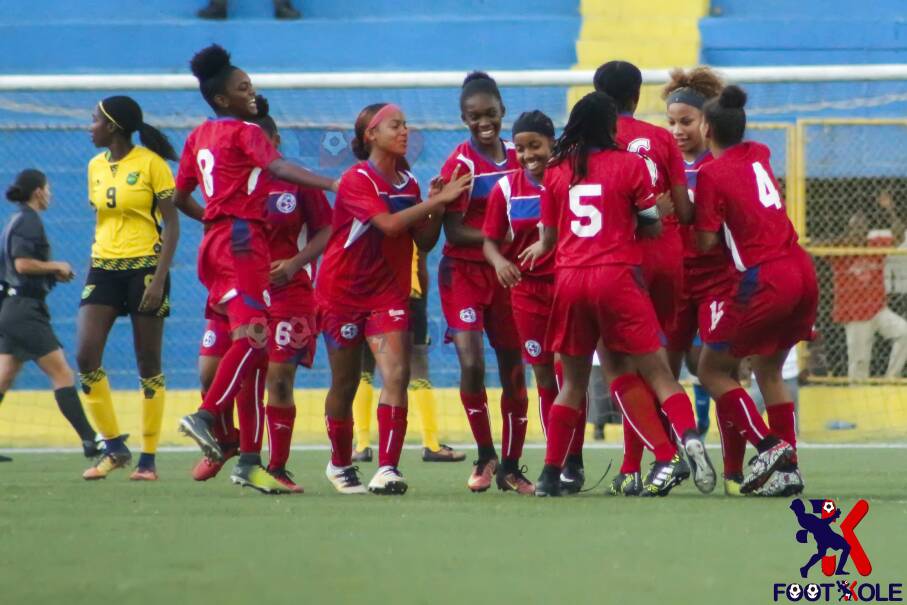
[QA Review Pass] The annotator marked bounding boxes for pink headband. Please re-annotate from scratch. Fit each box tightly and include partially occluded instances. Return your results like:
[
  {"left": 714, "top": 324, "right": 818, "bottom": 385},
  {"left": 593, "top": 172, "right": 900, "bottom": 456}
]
[{"left": 367, "top": 103, "right": 402, "bottom": 130}]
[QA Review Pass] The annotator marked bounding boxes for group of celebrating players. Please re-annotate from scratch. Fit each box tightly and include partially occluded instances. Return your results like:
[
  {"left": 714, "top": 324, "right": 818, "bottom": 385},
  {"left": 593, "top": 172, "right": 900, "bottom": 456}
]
[{"left": 1, "top": 42, "right": 816, "bottom": 498}]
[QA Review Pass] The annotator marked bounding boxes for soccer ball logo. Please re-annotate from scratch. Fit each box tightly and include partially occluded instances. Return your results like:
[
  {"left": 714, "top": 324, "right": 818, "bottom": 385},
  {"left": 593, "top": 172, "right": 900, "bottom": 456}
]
[
  {"left": 805, "top": 584, "right": 820, "bottom": 600},
  {"left": 340, "top": 323, "right": 359, "bottom": 340},
  {"left": 321, "top": 130, "right": 347, "bottom": 156},
  {"left": 459, "top": 308, "right": 477, "bottom": 324},
  {"left": 525, "top": 340, "right": 541, "bottom": 358},
  {"left": 202, "top": 330, "right": 216, "bottom": 349},
  {"left": 274, "top": 192, "right": 297, "bottom": 214},
  {"left": 787, "top": 583, "right": 802, "bottom": 600},
  {"left": 822, "top": 500, "right": 837, "bottom": 517}
]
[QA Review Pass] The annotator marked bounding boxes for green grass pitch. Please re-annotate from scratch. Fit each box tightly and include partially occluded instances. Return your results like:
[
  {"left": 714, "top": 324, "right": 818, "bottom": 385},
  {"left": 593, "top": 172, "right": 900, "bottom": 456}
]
[{"left": 1, "top": 447, "right": 904, "bottom": 605}]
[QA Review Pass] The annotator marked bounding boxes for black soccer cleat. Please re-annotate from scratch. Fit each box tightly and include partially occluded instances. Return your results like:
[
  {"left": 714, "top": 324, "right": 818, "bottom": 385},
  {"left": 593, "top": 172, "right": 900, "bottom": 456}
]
[
  {"left": 179, "top": 412, "right": 223, "bottom": 462},
  {"left": 559, "top": 460, "right": 585, "bottom": 494},
  {"left": 534, "top": 464, "right": 563, "bottom": 497},
  {"left": 608, "top": 471, "right": 643, "bottom": 496},
  {"left": 642, "top": 454, "right": 690, "bottom": 497}
]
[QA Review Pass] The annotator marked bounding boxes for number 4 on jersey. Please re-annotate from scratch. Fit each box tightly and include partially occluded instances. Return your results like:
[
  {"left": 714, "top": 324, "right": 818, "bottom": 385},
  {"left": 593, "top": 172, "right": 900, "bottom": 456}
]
[{"left": 753, "top": 161, "right": 782, "bottom": 210}]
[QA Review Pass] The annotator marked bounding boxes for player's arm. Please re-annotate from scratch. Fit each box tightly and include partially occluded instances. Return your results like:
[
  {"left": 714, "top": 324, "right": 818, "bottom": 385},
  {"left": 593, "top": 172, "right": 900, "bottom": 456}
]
[
  {"left": 694, "top": 169, "right": 723, "bottom": 252},
  {"left": 631, "top": 156, "right": 663, "bottom": 237},
  {"left": 270, "top": 225, "right": 331, "bottom": 287},
  {"left": 482, "top": 181, "right": 520, "bottom": 287},
  {"left": 140, "top": 195, "right": 180, "bottom": 312},
  {"left": 416, "top": 248, "right": 429, "bottom": 294},
  {"left": 667, "top": 141, "right": 693, "bottom": 224},
  {"left": 172, "top": 189, "right": 205, "bottom": 222},
  {"left": 13, "top": 258, "right": 73, "bottom": 281},
  {"left": 267, "top": 159, "right": 338, "bottom": 193},
  {"left": 173, "top": 140, "right": 205, "bottom": 222},
  {"left": 381, "top": 166, "right": 470, "bottom": 242}
]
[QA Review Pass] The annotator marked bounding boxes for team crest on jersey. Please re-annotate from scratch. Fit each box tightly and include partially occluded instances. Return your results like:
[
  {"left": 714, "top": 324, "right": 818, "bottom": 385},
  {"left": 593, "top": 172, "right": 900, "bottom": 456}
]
[
  {"left": 202, "top": 330, "right": 216, "bottom": 349},
  {"left": 272, "top": 192, "right": 297, "bottom": 214},
  {"left": 340, "top": 323, "right": 359, "bottom": 340},
  {"left": 525, "top": 340, "right": 542, "bottom": 358},
  {"left": 81, "top": 285, "right": 95, "bottom": 300},
  {"left": 126, "top": 171, "right": 140, "bottom": 185},
  {"left": 459, "top": 307, "right": 477, "bottom": 324}
]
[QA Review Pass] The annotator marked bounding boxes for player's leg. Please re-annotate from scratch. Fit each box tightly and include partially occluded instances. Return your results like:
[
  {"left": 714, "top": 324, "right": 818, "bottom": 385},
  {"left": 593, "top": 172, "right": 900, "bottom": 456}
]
[
  {"left": 129, "top": 313, "right": 166, "bottom": 480},
  {"left": 366, "top": 329, "right": 411, "bottom": 495},
  {"left": 351, "top": 347, "right": 375, "bottom": 462},
  {"left": 192, "top": 317, "right": 237, "bottom": 481},
  {"left": 265, "top": 361, "right": 302, "bottom": 492},
  {"left": 554, "top": 358, "right": 587, "bottom": 493},
  {"left": 35, "top": 348, "right": 97, "bottom": 454},
  {"left": 0, "top": 353, "right": 23, "bottom": 461},
  {"left": 324, "top": 333, "right": 368, "bottom": 494}
]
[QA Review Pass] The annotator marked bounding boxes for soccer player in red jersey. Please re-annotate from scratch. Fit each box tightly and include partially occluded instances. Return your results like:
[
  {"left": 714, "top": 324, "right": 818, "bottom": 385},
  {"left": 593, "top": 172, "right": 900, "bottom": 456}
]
[
  {"left": 317, "top": 103, "right": 470, "bottom": 495},
  {"left": 522, "top": 92, "right": 714, "bottom": 497},
  {"left": 439, "top": 72, "right": 528, "bottom": 492},
  {"left": 173, "top": 45, "right": 336, "bottom": 494},
  {"left": 189, "top": 97, "right": 332, "bottom": 493},
  {"left": 482, "top": 110, "right": 557, "bottom": 495},
  {"left": 695, "top": 86, "right": 817, "bottom": 496}
]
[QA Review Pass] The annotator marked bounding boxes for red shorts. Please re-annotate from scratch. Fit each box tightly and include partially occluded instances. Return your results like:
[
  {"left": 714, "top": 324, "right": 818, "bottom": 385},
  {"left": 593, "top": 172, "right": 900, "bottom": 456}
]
[
  {"left": 198, "top": 218, "right": 271, "bottom": 329},
  {"left": 702, "top": 247, "right": 818, "bottom": 357},
  {"left": 318, "top": 304, "right": 410, "bottom": 350},
  {"left": 199, "top": 314, "right": 232, "bottom": 358},
  {"left": 438, "top": 256, "right": 520, "bottom": 350},
  {"left": 511, "top": 276, "right": 555, "bottom": 366},
  {"left": 639, "top": 227, "right": 684, "bottom": 338},
  {"left": 547, "top": 265, "right": 662, "bottom": 357},
  {"left": 269, "top": 282, "right": 317, "bottom": 366}
]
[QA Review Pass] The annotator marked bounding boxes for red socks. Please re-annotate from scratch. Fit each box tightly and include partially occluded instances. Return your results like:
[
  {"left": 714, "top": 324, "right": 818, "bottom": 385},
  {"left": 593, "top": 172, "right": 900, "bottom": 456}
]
[
  {"left": 210, "top": 394, "right": 238, "bottom": 444},
  {"left": 377, "top": 404, "right": 408, "bottom": 468},
  {"left": 620, "top": 417, "right": 646, "bottom": 473},
  {"left": 660, "top": 391, "right": 698, "bottom": 441},
  {"left": 767, "top": 402, "right": 797, "bottom": 463},
  {"left": 237, "top": 355, "right": 267, "bottom": 454},
  {"left": 199, "top": 339, "right": 266, "bottom": 416},
  {"left": 716, "top": 403, "right": 747, "bottom": 477},
  {"left": 544, "top": 404, "right": 580, "bottom": 467},
  {"left": 569, "top": 398, "right": 587, "bottom": 456},
  {"left": 715, "top": 388, "right": 772, "bottom": 447},
  {"left": 610, "top": 373, "right": 676, "bottom": 462},
  {"left": 501, "top": 394, "right": 529, "bottom": 462},
  {"left": 266, "top": 405, "right": 296, "bottom": 471},
  {"left": 537, "top": 385, "right": 557, "bottom": 436},
  {"left": 460, "top": 390, "right": 494, "bottom": 449},
  {"left": 326, "top": 415, "right": 354, "bottom": 467}
]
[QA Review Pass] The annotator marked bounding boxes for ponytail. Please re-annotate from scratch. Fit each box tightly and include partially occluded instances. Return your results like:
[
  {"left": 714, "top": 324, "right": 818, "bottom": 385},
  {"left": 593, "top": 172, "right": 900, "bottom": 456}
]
[
  {"left": 138, "top": 123, "right": 177, "bottom": 161},
  {"left": 99, "top": 95, "right": 176, "bottom": 161}
]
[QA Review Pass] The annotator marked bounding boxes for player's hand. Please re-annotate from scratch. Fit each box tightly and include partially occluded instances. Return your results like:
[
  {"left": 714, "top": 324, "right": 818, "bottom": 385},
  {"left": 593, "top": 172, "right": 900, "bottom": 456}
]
[
  {"left": 518, "top": 240, "right": 547, "bottom": 271},
  {"left": 139, "top": 279, "right": 165, "bottom": 312},
  {"left": 494, "top": 259, "right": 521, "bottom": 288},
  {"left": 655, "top": 192, "right": 674, "bottom": 218},
  {"left": 330, "top": 179, "right": 340, "bottom": 193},
  {"left": 428, "top": 175, "right": 446, "bottom": 197},
  {"left": 434, "top": 166, "right": 471, "bottom": 205},
  {"left": 53, "top": 261, "right": 75, "bottom": 282},
  {"left": 269, "top": 259, "right": 298, "bottom": 287}
]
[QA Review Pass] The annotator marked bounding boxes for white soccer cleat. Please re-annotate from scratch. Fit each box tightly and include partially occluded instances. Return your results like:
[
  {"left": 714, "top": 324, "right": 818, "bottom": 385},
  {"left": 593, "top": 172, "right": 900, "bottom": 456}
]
[
  {"left": 753, "top": 468, "right": 804, "bottom": 497},
  {"left": 325, "top": 462, "right": 367, "bottom": 494},
  {"left": 367, "top": 465, "right": 408, "bottom": 495},
  {"left": 684, "top": 434, "right": 717, "bottom": 494}
]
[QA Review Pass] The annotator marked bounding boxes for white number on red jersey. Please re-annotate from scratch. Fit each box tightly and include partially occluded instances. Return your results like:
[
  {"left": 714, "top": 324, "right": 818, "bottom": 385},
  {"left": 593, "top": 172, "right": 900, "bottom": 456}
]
[
  {"left": 627, "top": 137, "right": 658, "bottom": 186},
  {"left": 752, "top": 161, "right": 782, "bottom": 210},
  {"left": 569, "top": 184, "right": 603, "bottom": 238},
  {"left": 197, "top": 149, "right": 215, "bottom": 197}
]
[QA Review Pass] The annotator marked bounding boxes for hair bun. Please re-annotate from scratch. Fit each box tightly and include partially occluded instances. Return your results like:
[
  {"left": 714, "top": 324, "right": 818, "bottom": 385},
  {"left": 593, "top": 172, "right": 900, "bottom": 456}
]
[
  {"left": 719, "top": 85, "right": 747, "bottom": 110},
  {"left": 255, "top": 95, "right": 270, "bottom": 118},
  {"left": 5, "top": 185, "right": 25, "bottom": 202},
  {"left": 190, "top": 44, "right": 232, "bottom": 82},
  {"left": 463, "top": 70, "right": 494, "bottom": 87}
]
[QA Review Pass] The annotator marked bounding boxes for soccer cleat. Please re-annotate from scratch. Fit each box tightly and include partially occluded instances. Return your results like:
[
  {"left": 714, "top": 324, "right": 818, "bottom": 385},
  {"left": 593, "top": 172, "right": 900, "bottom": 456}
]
[
  {"left": 534, "top": 465, "right": 562, "bottom": 497},
  {"left": 495, "top": 464, "right": 535, "bottom": 495},
  {"left": 752, "top": 467, "right": 804, "bottom": 497},
  {"left": 82, "top": 450, "right": 132, "bottom": 480},
  {"left": 82, "top": 439, "right": 102, "bottom": 458},
  {"left": 0, "top": 454, "right": 11, "bottom": 462},
  {"left": 270, "top": 467, "right": 304, "bottom": 494},
  {"left": 467, "top": 457, "right": 498, "bottom": 492},
  {"left": 740, "top": 441, "right": 795, "bottom": 494},
  {"left": 724, "top": 474, "right": 744, "bottom": 497},
  {"left": 642, "top": 454, "right": 690, "bottom": 497},
  {"left": 325, "top": 463, "right": 368, "bottom": 494},
  {"left": 608, "top": 471, "right": 643, "bottom": 496},
  {"left": 230, "top": 463, "right": 292, "bottom": 494},
  {"left": 179, "top": 412, "right": 223, "bottom": 462},
  {"left": 368, "top": 465, "right": 408, "bottom": 495},
  {"left": 683, "top": 433, "right": 717, "bottom": 494},
  {"left": 351, "top": 447, "right": 373, "bottom": 463},
  {"left": 191, "top": 443, "right": 238, "bottom": 481},
  {"left": 129, "top": 466, "right": 159, "bottom": 481},
  {"left": 422, "top": 444, "right": 466, "bottom": 462},
  {"left": 559, "top": 461, "right": 586, "bottom": 494}
]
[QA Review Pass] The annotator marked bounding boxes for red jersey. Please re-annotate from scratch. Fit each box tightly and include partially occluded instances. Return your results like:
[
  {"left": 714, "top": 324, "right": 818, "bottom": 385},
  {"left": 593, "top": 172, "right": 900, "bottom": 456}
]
[
  {"left": 616, "top": 114, "right": 687, "bottom": 228},
  {"left": 483, "top": 169, "right": 554, "bottom": 277},
  {"left": 175, "top": 118, "right": 281, "bottom": 223},
  {"left": 695, "top": 142, "right": 799, "bottom": 272},
  {"left": 316, "top": 161, "right": 421, "bottom": 312},
  {"left": 828, "top": 231, "right": 890, "bottom": 323},
  {"left": 261, "top": 173, "right": 333, "bottom": 293},
  {"left": 541, "top": 148, "right": 657, "bottom": 269},
  {"left": 440, "top": 139, "right": 519, "bottom": 262}
]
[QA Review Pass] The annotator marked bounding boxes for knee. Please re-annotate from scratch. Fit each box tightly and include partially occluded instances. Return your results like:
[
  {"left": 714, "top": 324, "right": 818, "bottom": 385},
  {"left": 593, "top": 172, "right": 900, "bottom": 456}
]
[
  {"left": 459, "top": 355, "right": 485, "bottom": 385},
  {"left": 268, "top": 372, "right": 295, "bottom": 405},
  {"left": 381, "top": 364, "right": 410, "bottom": 394},
  {"left": 331, "top": 374, "right": 359, "bottom": 403},
  {"left": 49, "top": 365, "right": 75, "bottom": 390},
  {"left": 75, "top": 348, "right": 99, "bottom": 374},
  {"left": 135, "top": 354, "right": 161, "bottom": 379}
]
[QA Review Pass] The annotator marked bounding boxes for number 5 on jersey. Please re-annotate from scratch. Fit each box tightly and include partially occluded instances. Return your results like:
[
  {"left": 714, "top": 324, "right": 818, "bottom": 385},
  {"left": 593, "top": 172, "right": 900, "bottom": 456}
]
[{"left": 569, "top": 184, "right": 603, "bottom": 237}]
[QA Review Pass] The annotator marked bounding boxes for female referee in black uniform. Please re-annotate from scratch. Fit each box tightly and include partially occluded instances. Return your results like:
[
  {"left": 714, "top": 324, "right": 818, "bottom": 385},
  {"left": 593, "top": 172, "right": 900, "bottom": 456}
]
[
  {"left": 0, "top": 169, "right": 99, "bottom": 463},
  {"left": 77, "top": 96, "right": 180, "bottom": 481}
]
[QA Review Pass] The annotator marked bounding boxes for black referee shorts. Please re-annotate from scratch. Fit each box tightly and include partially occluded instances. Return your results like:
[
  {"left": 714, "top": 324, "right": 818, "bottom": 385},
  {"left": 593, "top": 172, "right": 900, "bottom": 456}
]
[
  {"left": 0, "top": 297, "right": 61, "bottom": 361},
  {"left": 80, "top": 267, "right": 170, "bottom": 317},
  {"left": 409, "top": 295, "right": 430, "bottom": 346}
]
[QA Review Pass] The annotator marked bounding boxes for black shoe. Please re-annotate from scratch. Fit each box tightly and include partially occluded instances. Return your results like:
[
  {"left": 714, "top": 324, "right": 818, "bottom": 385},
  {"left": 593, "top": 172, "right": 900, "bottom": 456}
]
[
  {"left": 179, "top": 412, "right": 223, "bottom": 462},
  {"left": 559, "top": 460, "right": 585, "bottom": 494},
  {"left": 274, "top": 0, "right": 301, "bottom": 19},
  {"left": 608, "top": 471, "right": 642, "bottom": 496},
  {"left": 82, "top": 439, "right": 102, "bottom": 458},
  {"left": 0, "top": 454, "right": 11, "bottom": 462},
  {"left": 534, "top": 464, "right": 562, "bottom": 497},
  {"left": 197, "top": 0, "right": 227, "bottom": 19},
  {"left": 642, "top": 454, "right": 690, "bottom": 497},
  {"left": 352, "top": 447, "right": 373, "bottom": 463}
]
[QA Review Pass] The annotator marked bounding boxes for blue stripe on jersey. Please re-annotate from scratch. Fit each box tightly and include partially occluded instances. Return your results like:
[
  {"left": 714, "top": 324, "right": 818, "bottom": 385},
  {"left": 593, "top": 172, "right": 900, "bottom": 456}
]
[
  {"left": 383, "top": 193, "right": 418, "bottom": 214},
  {"left": 472, "top": 173, "right": 506, "bottom": 199},
  {"left": 686, "top": 169, "right": 699, "bottom": 190},
  {"left": 508, "top": 196, "right": 541, "bottom": 220}
]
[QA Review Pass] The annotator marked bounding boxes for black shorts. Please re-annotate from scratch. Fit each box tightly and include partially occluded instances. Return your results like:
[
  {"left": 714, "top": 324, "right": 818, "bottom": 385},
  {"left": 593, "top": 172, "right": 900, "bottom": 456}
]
[
  {"left": 80, "top": 267, "right": 171, "bottom": 317},
  {"left": 409, "top": 295, "right": 430, "bottom": 346},
  {"left": 0, "top": 297, "right": 61, "bottom": 361}
]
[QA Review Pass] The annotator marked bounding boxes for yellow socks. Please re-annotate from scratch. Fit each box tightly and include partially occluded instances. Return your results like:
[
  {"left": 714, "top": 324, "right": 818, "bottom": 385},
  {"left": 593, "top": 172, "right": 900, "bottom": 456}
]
[
  {"left": 140, "top": 374, "right": 166, "bottom": 455},
  {"left": 79, "top": 368, "right": 120, "bottom": 440},
  {"left": 352, "top": 371, "right": 374, "bottom": 451},
  {"left": 410, "top": 378, "right": 441, "bottom": 451}
]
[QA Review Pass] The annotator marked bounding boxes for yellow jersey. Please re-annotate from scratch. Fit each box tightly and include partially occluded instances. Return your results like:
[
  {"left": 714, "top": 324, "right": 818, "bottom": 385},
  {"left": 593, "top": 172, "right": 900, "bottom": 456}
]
[
  {"left": 87, "top": 146, "right": 175, "bottom": 269},
  {"left": 411, "top": 244, "right": 422, "bottom": 298}
]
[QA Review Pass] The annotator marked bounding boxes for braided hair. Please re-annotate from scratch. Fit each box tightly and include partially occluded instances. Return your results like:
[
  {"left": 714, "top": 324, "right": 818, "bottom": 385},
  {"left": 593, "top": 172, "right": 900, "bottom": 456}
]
[
  {"left": 97, "top": 95, "right": 177, "bottom": 161},
  {"left": 551, "top": 92, "right": 619, "bottom": 185}
]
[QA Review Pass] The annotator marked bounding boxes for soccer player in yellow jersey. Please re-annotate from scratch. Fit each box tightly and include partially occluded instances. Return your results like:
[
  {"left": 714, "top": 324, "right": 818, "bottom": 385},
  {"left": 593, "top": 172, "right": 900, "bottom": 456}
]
[
  {"left": 78, "top": 96, "right": 180, "bottom": 481},
  {"left": 352, "top": 246, "right": 465, "bottom": 462}
]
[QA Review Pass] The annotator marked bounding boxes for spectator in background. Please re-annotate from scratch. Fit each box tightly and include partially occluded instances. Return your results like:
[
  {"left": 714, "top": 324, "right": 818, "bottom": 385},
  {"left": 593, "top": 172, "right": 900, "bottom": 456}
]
[
  {"left": 822, "top": 190, "right": 907, "bottom": 380},
  {"left": 198, "top": 0, "right": 301, "bottom": 20}
]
